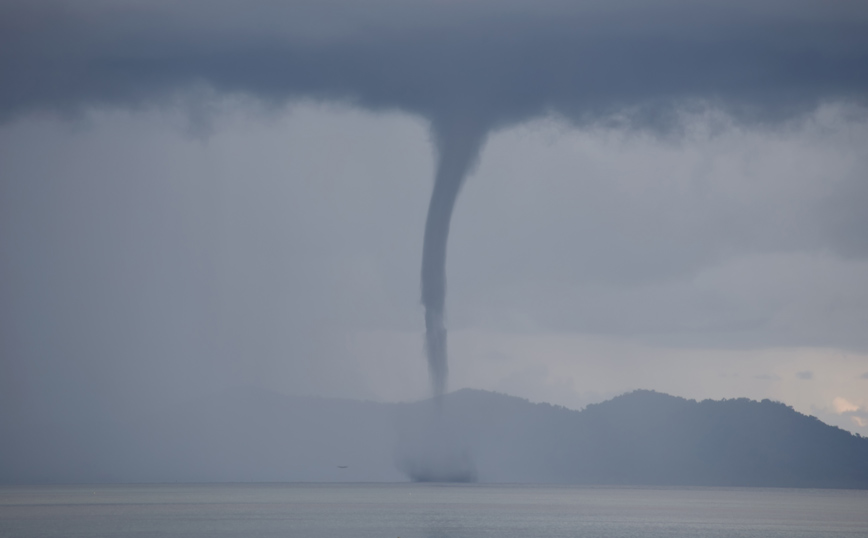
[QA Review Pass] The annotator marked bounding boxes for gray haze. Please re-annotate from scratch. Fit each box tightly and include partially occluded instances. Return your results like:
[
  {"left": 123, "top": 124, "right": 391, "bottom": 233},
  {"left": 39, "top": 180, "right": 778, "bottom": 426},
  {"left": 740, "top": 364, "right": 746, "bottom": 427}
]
[{"left": 2, "top": 0, "right": 868, "bottom": 480}]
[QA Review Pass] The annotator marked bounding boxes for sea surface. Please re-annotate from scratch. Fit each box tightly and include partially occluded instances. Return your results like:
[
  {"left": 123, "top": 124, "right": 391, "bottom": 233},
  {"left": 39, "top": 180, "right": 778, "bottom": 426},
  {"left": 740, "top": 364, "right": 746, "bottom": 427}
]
[{"left": 1, "top": 483, "right": 867, "bottom": 538}]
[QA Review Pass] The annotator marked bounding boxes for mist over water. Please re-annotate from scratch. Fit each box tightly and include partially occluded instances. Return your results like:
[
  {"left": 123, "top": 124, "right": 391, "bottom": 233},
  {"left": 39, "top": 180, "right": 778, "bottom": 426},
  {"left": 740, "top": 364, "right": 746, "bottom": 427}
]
[{"left": 395, "top": 399, "right": 478, "bottom": 483}]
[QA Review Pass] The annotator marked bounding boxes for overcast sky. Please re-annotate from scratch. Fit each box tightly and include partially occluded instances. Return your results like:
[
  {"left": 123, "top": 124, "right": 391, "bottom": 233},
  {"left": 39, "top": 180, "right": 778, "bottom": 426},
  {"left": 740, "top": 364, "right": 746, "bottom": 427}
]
[{"left": 2, "top": 0, "right": 868, "bottom": 436}]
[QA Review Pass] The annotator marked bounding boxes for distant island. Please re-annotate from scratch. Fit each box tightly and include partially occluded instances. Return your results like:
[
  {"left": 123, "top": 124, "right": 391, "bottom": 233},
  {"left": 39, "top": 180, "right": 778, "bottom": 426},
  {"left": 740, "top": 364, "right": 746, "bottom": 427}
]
[{"left": 2, "top": 388, "right": 866, "bottom": 488}]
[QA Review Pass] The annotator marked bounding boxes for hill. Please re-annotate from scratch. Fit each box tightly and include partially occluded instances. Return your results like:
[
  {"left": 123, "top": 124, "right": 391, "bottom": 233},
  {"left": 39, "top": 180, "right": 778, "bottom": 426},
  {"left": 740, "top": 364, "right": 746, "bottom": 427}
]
[
  {"left": 399, "top": 389, "right": 868, "bottom": 488},
  {"left": 2, "top": 388, "right": 866, "bottom": 488}
]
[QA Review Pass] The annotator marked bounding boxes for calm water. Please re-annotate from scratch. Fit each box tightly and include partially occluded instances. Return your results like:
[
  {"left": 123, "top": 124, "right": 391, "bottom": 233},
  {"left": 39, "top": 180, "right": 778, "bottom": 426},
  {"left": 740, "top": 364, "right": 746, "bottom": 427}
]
[{"left": 1, "top": 483, "right": 867, "bottom": 538}]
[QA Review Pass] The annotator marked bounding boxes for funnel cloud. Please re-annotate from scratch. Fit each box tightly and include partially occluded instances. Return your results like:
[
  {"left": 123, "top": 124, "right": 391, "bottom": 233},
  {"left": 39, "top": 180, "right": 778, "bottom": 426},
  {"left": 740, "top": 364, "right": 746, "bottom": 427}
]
[{"left": 422, "top": 118, "right": 489, "bottom": 397}]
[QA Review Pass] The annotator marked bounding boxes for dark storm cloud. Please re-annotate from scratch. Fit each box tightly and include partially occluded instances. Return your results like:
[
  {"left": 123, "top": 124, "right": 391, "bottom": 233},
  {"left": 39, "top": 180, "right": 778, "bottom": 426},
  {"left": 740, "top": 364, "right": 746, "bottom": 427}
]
[{"left": 2, "top": 0, "right": 867, "bottom": 130}]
